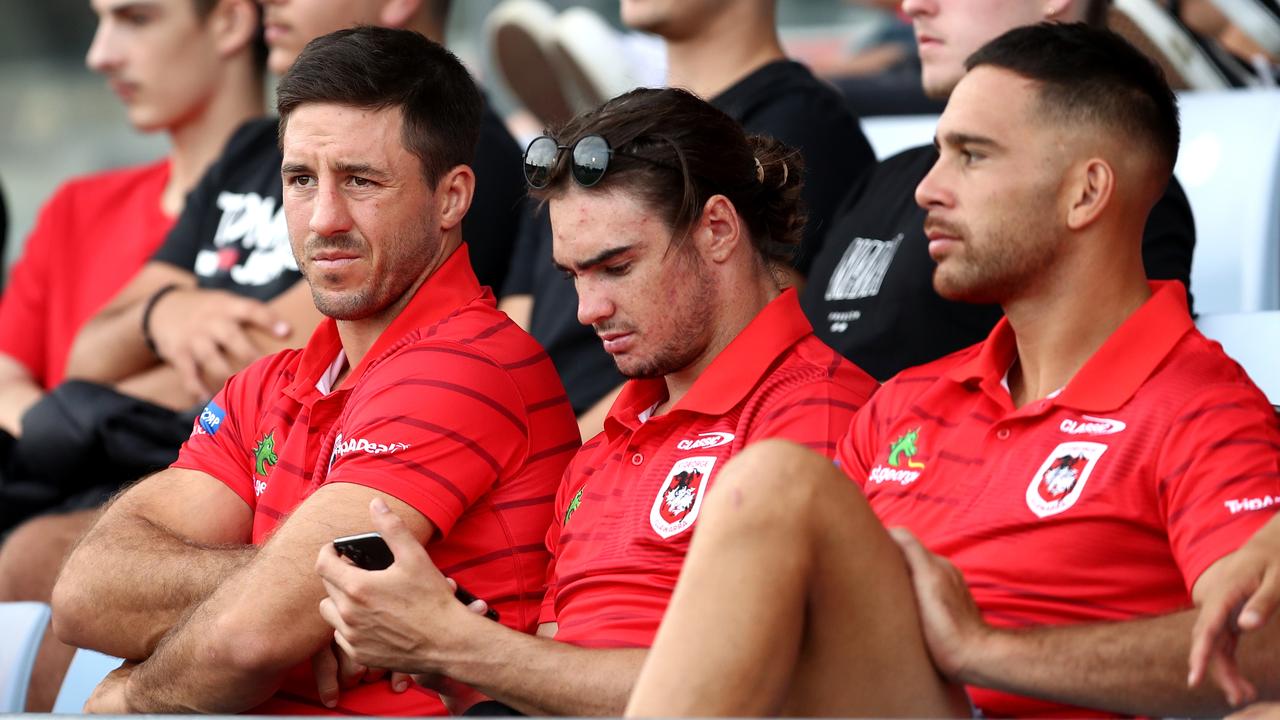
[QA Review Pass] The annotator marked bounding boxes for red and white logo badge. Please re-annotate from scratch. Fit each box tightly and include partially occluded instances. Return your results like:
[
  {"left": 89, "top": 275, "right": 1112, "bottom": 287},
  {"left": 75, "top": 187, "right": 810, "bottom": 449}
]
[
  {"left": 1025, "top": 441, "right": 1107, "bottom": 518},
  {"left": 650, "top": 456, "right": 717, "bottom": 539}
]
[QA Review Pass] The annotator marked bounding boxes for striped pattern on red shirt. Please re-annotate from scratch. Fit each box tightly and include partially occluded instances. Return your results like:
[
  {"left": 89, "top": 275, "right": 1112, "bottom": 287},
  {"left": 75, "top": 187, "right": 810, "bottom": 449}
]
[
  {"left": 838, "top": 281, "right": 1280, "bottom": 719},
  {"left": 173, "top": 246, "right": 579, "bottom": 715},
  {"left": 543, "top": 290, "right": 878, "bottom": 649}
]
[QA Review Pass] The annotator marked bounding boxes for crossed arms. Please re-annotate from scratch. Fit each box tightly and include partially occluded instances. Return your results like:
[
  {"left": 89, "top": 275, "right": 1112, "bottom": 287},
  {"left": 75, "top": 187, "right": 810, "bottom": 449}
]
[{"left": 51, "top": 467, "right": 434, "bottom": 713}]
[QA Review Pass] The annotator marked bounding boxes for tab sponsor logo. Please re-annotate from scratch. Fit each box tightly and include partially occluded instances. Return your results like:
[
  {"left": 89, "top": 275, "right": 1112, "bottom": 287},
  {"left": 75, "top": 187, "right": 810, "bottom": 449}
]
[{"left": 198, "top": 401, "right": 226, "bottom": 436}]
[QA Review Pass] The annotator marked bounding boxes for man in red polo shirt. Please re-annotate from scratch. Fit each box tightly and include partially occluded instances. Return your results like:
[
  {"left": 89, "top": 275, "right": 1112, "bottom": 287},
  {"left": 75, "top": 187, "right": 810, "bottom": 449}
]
[
  {"left": 49, "top": 27, "right": 578, "bottom": 715},
  {"left": 625, "top": 24, "right": 1280, "bottom": 718},
  {"left": 310, "top": 87, "right": 881, "bottom": 715}
]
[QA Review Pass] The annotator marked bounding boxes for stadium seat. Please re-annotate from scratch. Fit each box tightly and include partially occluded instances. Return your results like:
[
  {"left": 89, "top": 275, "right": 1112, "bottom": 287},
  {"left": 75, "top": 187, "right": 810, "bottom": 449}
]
[
  {"left": 53, "top": 648, "right": 122, "bottom": 714},
  {"left": 0, "top": 601, "right": 51, "bottom": 712},
  {"left": 1178, "top": 89, "right": 1280, "bottom": 313},
  {"left": 860, "top": 89, "right": 1280, "bottom": 315},
  {"left": 859, "top": 114, "right": 936, "bottom": 161},
  {"left": 1196, "top": 311, "right": 1280, "bottom": 405}
]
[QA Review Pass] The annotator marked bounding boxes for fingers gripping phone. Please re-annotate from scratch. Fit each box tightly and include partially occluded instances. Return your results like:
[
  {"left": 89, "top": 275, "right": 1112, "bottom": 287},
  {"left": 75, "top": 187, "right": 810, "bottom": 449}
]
[{"left": 332, "top": 532, "right": 500, "bottom": 621}]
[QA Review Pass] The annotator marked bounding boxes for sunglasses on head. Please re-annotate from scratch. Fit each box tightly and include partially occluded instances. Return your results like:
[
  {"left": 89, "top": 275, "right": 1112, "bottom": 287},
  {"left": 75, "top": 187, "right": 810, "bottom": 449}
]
[{"left": 523, "top": 134, "right": 673, "bottom": 189}]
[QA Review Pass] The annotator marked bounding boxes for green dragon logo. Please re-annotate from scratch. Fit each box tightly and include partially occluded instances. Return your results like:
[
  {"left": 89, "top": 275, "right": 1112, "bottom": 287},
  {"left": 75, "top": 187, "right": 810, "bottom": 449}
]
[
  {"left": 887, "top": 428, "right": 926, "bottom": 469},
  {"left": 253, "top": 431, "right": 279, "bottom": 476},
  {"left": 563, "top": 487, "right": 584, "bottom": 526}
]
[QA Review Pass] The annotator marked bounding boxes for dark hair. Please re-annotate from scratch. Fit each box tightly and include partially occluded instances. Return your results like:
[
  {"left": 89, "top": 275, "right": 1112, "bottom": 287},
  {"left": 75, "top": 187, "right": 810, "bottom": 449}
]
[
  {"left": 192, "top": 0, "right": 268, "bottom": 76},
  {"left": 965, "top": 22, "right": 1179, "bottom": 178},
  {"left": 276, "top": 26, "right": 482, "bottom": 185},
  {"left": 530, "top": 87, "right": 806, "bottom": 267}
]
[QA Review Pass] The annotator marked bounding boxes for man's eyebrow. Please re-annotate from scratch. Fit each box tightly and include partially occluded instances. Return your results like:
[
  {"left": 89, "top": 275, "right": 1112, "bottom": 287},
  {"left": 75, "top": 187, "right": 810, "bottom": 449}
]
[
  {"left": 553, "top": 245, "right": 634, "bottom": 274},
  {"left": 939, "top": 132, "right": 1002, "bottom": 150},
  {"left": 105, "top": 1, "right": 158, "bottom": 16},
  {"left": 280, "top": 162, "right": 311, "bottom": 175},
  {"left": 334, "top": 162, "right": 392, "bottom": 181}
]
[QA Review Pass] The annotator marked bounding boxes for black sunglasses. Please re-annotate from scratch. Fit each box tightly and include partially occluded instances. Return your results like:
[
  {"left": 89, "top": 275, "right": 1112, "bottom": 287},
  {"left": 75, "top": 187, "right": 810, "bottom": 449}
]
[{"left": 523, "top": 134, "right": 671, "bottom": 189}]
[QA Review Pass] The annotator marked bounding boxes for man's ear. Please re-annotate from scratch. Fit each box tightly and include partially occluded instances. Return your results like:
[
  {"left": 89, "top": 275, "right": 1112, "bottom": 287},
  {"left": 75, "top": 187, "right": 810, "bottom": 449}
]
[
  {"left": 436, "top": 165, "right": 475, "bottom": 232},
  {"left": 1064, "top": 158, "right": 1115, "bottom": 231},
  {"left": 379, "top": 0, "right": 425, "bottom": 30},
  {"left": 210, "top": 0, "right": 260, "bottom": 59},
  {"left": 695, "top": 195, "right": 743, "bottom": 264}
]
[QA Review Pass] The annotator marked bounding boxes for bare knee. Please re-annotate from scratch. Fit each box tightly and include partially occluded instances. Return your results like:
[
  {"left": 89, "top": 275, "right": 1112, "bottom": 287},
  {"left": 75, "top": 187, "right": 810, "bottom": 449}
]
[
  {"left": 0, "top": 511, "right": 96, "bottom": 602},
  {"left": 701, "top": 439, "right": 865, "bottom": 536}
]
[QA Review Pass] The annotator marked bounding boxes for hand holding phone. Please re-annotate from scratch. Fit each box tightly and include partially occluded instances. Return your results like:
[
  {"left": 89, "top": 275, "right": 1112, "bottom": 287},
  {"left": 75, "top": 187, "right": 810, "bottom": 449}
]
[{"left": 332, "top": 531, "right": 499, "bottom": 621}]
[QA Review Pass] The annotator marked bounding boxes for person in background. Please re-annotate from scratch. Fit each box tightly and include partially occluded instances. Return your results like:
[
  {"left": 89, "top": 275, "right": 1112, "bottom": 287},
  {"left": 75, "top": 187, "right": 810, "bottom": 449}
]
[
  {"left": 0, "top": 0, "right": 264, "bottom": 709},
  {"left": 51, "top": 27, "right": 578, "bottom": 716},
  {"left": 801, "top": 0, "right": 1197, "bottom": 382},
  {"left": 500, "top": 0, "right": 876, "bottom": 440}
]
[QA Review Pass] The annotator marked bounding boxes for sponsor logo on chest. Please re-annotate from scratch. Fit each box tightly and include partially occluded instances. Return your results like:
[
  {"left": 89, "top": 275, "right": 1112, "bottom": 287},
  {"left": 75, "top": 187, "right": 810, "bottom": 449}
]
[
  {"left": 1025, "top": 441, "right": 1108, "bottom": 518},
  {"left": 650, "top": 456, "right": 717, "bottom": 539},
  {"left": 867, "top": 427, "right": 927, "bottom": 486},
  {"left": 251, "top": 430, "right": 278, "bottom": 497},
  {"left": 1058, "top": 415, "right": 1126, "bottom": 436},
  {"left": 676, "top": 431, "right": 735, "bottom": 451}
]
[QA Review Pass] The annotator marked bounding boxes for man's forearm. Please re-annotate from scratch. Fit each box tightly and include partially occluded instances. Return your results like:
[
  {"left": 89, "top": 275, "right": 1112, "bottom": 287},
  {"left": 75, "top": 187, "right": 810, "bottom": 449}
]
[
  {"left": 440, "top": 620, "right": 647, "bottom": 716},
  {"left": 54, "top": 511, "right": 252, "bottom": 659},
  {"left": 964, "top": 609, "right": 1280, "bottom": 716},
  {"left": 121, "top": 584, "right": 284, "bottom": 713},
  {"left": 64, "top": 299, "right": 161, "bottom": 382}
]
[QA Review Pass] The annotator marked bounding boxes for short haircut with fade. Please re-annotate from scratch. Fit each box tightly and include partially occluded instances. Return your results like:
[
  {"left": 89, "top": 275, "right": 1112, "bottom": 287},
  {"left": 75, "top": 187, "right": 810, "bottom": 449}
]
[
  {"left": 965, "top": 22, "right": 1180, "bottom": 179},
  {"left": 276, "top": 26, "right": 482, "bottom": 185}
]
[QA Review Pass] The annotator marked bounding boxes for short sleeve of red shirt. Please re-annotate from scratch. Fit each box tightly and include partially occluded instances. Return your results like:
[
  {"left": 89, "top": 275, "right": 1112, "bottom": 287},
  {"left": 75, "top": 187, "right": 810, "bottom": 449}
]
[
  {"left": 321, "top": 344, "right": 533, "bottom": 538},
  {"left": 742, "top": 369, "right": 872, "bottom": 456},
  {"left": 0, "top": 186, "right": 67, "bottom": 380},
  {"left": 1158, "top": 381, "right": 1280, "bottom": 590},
  {"left": 171, "top": 353, "right": 295, "bottom": 507},
  {"left": 836, "top": 395, "right": 883, "bottom": 488}
]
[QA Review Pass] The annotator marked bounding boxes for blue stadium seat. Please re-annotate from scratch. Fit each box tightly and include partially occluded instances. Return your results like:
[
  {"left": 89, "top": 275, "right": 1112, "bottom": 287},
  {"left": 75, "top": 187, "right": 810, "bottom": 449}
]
[
  {"left": 860, "top": 89, "right": 1280, "bottom": 315},
  {"left": 1196, "top": 311, "right": 1280, "bottom": 405},
  {"left": 1178, "top": 89, "right": 1280, "bottom": 313},
  {"left": 0, "top": 601, "right": 51, "bottom": 712},
  {"left": 53, "top": 647, "right": 123, "bottom": 714}
]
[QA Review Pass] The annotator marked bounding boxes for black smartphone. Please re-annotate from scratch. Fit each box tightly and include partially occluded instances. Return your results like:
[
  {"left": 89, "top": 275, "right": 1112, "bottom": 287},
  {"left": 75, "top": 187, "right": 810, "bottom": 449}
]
[
  {"left": 333, "top": 531, "right": 395, "bottom": 570},
  {"left": 331, "top": 531, "right": 500, "bottom": 621}
]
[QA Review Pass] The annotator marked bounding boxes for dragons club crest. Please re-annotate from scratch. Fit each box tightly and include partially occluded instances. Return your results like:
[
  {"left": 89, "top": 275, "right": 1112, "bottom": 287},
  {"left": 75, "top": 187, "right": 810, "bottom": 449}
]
[
  {"left": 1025, "top": 441, "right": 1107, "bottom": 518},
  {"left": 650, "top": 456, "right": 717, "bottom": 539}
]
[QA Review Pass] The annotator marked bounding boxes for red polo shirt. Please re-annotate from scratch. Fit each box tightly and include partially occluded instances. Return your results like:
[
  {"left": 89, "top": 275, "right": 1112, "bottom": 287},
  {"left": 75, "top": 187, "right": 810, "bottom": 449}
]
[
  {"left": 838, "top": 281, "right": 1280, "bottom": 718},
  {"left": 173, "top": 245, "right": 580, "bottom": 715},
  {"left": 0, "top": 161, "right": 171, "bottom": 387},
  {"left": 543, "top": 290, "right": 878, "bottom": 648}
]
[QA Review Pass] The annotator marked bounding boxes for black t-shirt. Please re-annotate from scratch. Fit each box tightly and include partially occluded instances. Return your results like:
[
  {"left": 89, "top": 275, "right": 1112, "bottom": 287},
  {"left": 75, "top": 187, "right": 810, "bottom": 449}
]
[
  {"left": 504, "top": 60, "right": 877, "bottom": 413},
  {"left": 153, "top": 98, "right": 524, "bottom": 300},
  {"left": 801, "top": 144, "right": 1197, "bottom": 381},
  {"left": 710, "top": 59, "right": 876, "bottom": 271}
]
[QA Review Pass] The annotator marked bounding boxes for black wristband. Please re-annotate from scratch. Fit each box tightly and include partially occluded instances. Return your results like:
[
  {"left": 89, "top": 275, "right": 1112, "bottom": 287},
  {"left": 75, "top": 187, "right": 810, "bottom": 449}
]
[{"left": 141, "top": 284, "right": 181, "bottom": 359}]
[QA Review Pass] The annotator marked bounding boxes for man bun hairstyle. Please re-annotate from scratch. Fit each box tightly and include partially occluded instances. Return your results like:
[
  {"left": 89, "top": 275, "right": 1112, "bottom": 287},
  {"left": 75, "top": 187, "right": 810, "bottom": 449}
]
[
  {"left": 276, "top": 26, "right": 483, "bottom": 185},
  {"left": 965, "top": 22, "right": 1179, "bottom": 179},
  {"left": 532, "top": 87, "right": 807, "bottom": 268}
]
